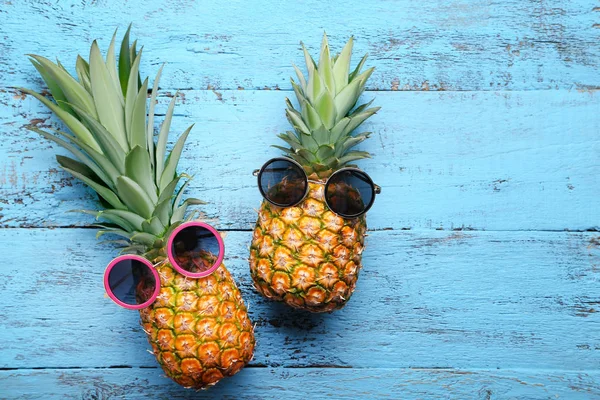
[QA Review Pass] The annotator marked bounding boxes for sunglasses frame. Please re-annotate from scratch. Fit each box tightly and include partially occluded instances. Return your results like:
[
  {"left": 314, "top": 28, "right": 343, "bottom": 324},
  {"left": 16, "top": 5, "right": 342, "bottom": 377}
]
[
  {"left": 166, "top": 221, "right": 225, "bottom": 279},
  {"left": 104, "top": 254, "right": 161, "bottom": 310},
  {"left": 104, "top": 222, "right": 224, "bottom": 309},
  {"left": 254, "top": 157, "right": 381, "bottom": 218}
]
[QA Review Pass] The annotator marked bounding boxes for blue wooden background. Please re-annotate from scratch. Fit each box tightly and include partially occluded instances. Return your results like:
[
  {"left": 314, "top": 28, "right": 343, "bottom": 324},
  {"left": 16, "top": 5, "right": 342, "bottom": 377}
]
[{"left": 1, "top": 1, "right": 599, "bottom": 398}]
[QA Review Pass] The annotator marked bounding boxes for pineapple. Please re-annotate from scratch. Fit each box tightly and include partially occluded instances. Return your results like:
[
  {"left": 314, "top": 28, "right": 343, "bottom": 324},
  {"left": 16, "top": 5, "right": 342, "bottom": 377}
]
[
  {"left": 23, "top": 27, "right": 255, "bottom": 389},
  {"left": 249, "top": 34, "right": 380, "bottom": 313}
]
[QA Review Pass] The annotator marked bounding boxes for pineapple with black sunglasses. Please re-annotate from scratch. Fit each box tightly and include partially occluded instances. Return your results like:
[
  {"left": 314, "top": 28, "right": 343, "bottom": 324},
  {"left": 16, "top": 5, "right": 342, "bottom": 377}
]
[{"left": 250, "top": 34, "right": 381, "bottom": 313}]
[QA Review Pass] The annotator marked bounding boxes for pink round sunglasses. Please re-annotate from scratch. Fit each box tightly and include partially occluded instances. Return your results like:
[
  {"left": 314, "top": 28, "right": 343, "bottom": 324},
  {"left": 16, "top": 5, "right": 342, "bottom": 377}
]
[{"left": 103, "top": 221, "right": 224, "bottom": 309}]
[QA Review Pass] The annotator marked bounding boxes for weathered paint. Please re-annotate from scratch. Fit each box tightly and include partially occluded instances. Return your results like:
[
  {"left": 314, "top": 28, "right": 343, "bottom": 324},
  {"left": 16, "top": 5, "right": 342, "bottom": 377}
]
[
  {"left": 0, "top": 0, "right": 599, "bottom": 398},
  {"left": 1, "top": 89, "right": 599, "bottom": 231},
  {"left": 1, "top": 1, "right": 599, "bottom": 91}
]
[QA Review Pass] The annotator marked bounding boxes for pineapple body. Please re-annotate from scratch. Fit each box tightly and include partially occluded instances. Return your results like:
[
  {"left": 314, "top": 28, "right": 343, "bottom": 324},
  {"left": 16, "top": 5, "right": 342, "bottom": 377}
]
[
  {"left": 250, "top": 182, "right": 366, "bottom": 312},
  {"left": 140, "top": 260, "right": 255, "bottom": 389}
]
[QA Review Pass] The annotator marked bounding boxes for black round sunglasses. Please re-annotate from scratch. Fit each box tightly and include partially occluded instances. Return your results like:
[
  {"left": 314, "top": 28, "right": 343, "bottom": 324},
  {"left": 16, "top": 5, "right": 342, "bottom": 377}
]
[{"left": 253, "top": 157, "right": 381, "bottom": 218}]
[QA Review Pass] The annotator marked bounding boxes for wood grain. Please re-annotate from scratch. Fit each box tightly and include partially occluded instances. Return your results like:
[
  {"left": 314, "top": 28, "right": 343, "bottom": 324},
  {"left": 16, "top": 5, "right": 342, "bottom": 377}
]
[
  {"left": 1, "top": 0, "right": 599, "bottom": 397},
  {"left": 0, "top": 0, "right": 599, "bottom": 91},
  {"left": 1, "top": 229, "right": 598, "bottom": 371},
  {"left": 1, "top": 89, "right": 598, "bottom": 231},
  {"left": 1, "top": 367, "right": 599, "bottom": 399}
]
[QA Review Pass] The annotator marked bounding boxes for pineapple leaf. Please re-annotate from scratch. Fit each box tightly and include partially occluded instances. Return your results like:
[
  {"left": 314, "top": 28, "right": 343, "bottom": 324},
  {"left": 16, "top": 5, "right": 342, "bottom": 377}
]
[
  {"left": 29, "top": 59, "right": 74, "bottom": 115},
  {"left": 89, "top": 40, "right": 128, "bottom": 150},
  {"left": 20, "top": 88, "right": 102, "bottom": 153},
  {"left": 338, "top": 151, "right": 371, "bottom": 165},
  {"left": 72, "top": 105, "right": 126, "bottom": 172},
  {"left": 62, "top": 166, "right": 127, "bottom": 210},
  {"left": 130, "top": 232, "right": 160, "bottom": 246},
  {"left": 157, "top": 174, "right": 182, "bottom": 203},
  {"left": 27, "top": 55, "right": 97, "bottom": 118},
  {"left": 99, "top": 209, "right": 145, "bottom": 231},
  {"left": 292, "top": 64, "right": 306, "bottom": 89},
  {"left": 50, "top": 128, "right": 120, "bottom": 186},
  {"left": 56, "top": 155, "right": 100, "bottom": 182},
  {"left": 315, "top": 90, "right": 336, "bottom": 129},
  {"left": 75, "top": 56, "right": 92, "bottom": 93},
  {"left": 105, "top": 30, "right": 124, "bottom": 106},
  {"left": 159, "top": 124, "right": 193, "bottom": 191},
  {"left": 125, "top": 50, "right": 142, "bottom": 142},
  {"left": 301, "top": 100, "right": 323, "bottom": 131},
  {"left": 125, "top": 145, "right": 157, "bottom": 203},
  {"left": 31, "top": 127, "right": 113, "bottom": 188},
  {"left": 96, "top": 229, "right": 133, "bottom": 240},
  {"left": 332, "top": 36, "right": 353, "bottom": 94},
  {"left": 147, "top": 64, "right": 164, "bottom": 169},
  {"left": 128, "top": 77, "right": 148, "bottom": 150},
  {"left": 318, "top": 33, "right": 335, "bottom": 93},
  {"left": 155, "top": 93, "right": 178, "bottom": 184},
  {"left": 349, "top": 53, "right": 368, "bottom": 82},
  {"left": 142, "top": 216, "right": 165, "bottom": 236},
  {"left": 153, "top": 197, "right": 173, "bottom": 227},
  {"left": 118, "top": 24, "right": 132, "bottom": 96},
  {"left": 334, "top": 78, "right": 361, "bottom": 119},
  {"left": 115, "top": 176, "right": 155, "bottom": 219}
]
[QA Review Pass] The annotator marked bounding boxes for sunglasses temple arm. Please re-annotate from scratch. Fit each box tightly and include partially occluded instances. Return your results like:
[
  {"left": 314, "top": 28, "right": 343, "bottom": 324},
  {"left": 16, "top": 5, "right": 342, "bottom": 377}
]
[
  {"left": 374, "top": 184, "right": 381, "bottom": 194},
  {"left": 252, "top": 169, "right": 259, "bottom": 176}
]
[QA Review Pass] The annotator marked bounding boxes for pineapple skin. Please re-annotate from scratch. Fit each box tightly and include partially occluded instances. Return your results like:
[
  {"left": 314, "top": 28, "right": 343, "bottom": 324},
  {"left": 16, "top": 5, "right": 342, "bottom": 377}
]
[
  {"left": 140, "top": 260, "right": 255, "bottom": 389},
  {"left": 250, "top": 182, "right": 366, "bottom": 313}
]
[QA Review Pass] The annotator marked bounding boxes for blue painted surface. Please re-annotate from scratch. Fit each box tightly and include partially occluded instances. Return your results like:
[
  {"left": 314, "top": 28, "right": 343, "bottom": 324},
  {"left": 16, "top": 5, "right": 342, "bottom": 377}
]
[{"left": 0, "top": 0, "right": 599, "bottom": 399}]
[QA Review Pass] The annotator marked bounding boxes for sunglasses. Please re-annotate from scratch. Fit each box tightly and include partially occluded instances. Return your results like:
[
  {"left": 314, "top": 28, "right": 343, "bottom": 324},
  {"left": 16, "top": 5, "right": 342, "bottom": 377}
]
[
  {"left": 103, "top": 222, "right": 224, "bottom": 309},
  {"left": 253, "top": 157, "right": 381, "bottom": 218}
]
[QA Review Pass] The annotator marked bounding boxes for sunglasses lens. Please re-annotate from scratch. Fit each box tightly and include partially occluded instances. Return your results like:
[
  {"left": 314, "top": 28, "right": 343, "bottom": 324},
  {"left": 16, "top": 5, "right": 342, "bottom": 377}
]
[
  {"left": 107, "top": 258, "right": 156, "bottom": 306},
  {"left": 259, "top": 159, "right": 307, "bottom": 207},
  {"left": 325, "top": 170, "right": 374, "bottom": 217},
  {"left": 171, "top": 225, "right": 221, "bottom": 274}
]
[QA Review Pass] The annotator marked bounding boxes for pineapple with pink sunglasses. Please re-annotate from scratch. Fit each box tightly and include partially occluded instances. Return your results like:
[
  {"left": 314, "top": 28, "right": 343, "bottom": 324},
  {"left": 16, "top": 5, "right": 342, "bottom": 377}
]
[{"left": 22, "top": 27, "right": 255, "bottom": 389}]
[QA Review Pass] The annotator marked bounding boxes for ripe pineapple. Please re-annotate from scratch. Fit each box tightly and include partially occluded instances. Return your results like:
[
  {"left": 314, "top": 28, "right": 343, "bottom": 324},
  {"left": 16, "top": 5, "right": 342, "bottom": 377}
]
[
  {"left": 23, "top": 27, "right": 254, "bottom": 389},
  {"left": 249, "top": 34, "right": 380, "bottom": 312}
]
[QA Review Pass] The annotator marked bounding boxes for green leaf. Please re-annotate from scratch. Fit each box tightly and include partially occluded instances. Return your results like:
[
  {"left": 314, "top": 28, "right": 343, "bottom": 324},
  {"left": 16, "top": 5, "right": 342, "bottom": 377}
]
[
  {"left": 159, "top": 124, "right": 193, "bottom": 191},
  {"left": 28, "top": 55, "right": 97, "bottom": 118},
  {"left": 89, "top": 40, "right": 128, "bottom": 150},
  {"left": 105, "top": 30, "right": 124, "bottom": 106},
  {"left": 315, "top": 90, "right": 336, "bottom": 129},
  {"left": 29, "top": 59, "right": 74, "bottom": 115},
  {"left": 96, "top": 211, "right": 135, "bottom": 232},
  {"left": 153, "top": 198, "right": 173, "bottom": 227},
  {"left": 71, "top": 105, "right": 126, "bottom": 172},
  {"left": 311, "top": 124, "right": 330, "bottom": 145},
  {"left": 99, "top": 209, "right": 145, "bottom": 231},
  {"left": 157, "top": 174, "right": 182, "bottom": 203},
  {"left": 306, "top": 64, "right": 324, "bottom": 103},
  {"left": 301, "top": 100, "right": 323, "bottom": 131},
  {"left": 332, "top": 36, "right": 353, "bottom": 94},
  {"left": 31, "top": 127, "right": 113, "bottom": 188},
  {"left": 142, "top": 216, "right": 165, "bottom": 236},
  {"left": 285, "top": 106, "right": 311, "bottom": 135},
  {"left": 334, "top": 78, "right": 361, "bottom": 118},
  {"left": 330, "top": 117, "right": 351, "bottom": 143},
  {"left": 292, "top": 64, "right": 306, "bottom": 90},
  {"left": 56, "top": 155, "right": 99, "bottom": 182},
  {"left": 348, "top": 53, "right": 368, "bottom": 82},
  {"left": 128, "top": 78, "right": 148, "bottom": 149},
  {"left": 317, "top": 33, "right": 335, "bottom": 94},
  {"left": 338, "top": 151, "right": 371, "bottom": 165},
  {"left": 155, "top": 93, "right": 178, "bottom": 184},
  {"left": 96, "top": 229, "right": 133, "bottom": 240},
  {"left": 62, "top": 166, "right": 127, "bottom": 210},
  {"left": 75, "top": 56, "right": 92, "bottom": 93},
  {"left": 345, "top": 107, "right": 380, "bottom": 134},
  {"left": 118, "top": 24, "right": 132, "bottom": 96},
  {"left": 20, "top": 88, "right": 102, "bottom": 153},
  {"left": 51, "top": 128, "right": 120, "bottom": 187},
  {"left": 125, "top": 145, "right": 157, "bottom": 203},
  {"left": 130, "top": 232, "right": 160, "bottom": 246},
  {"left": 147, "top": 64, "right": 164, "bottom": 169},
  {"left": 115, "top": 176, "right": 155, "bottom": 219}
]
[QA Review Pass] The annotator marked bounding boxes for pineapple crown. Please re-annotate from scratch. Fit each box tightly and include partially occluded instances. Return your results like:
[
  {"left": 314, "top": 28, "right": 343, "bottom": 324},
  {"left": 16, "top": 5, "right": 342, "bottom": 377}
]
[
  {"left": 21, "top": 26, "right": 203, "bottom": 256},
  {"left": 277, "top": 33, "right": 380, "bottom": 179}
]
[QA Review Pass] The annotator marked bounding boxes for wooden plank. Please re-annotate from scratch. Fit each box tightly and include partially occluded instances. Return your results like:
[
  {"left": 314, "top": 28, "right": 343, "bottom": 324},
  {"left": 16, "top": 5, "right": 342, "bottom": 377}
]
[
  {"left": 1, "top": 0, "right": 599, "bottom": 91},
  {"left": 1, "top": 367, "right": 598, "bottom": 399},
  {"left": 1, "top": 229, "right": 598, "bottom": 370},
  {"left": 1, "top": 89, "right": 598, "bottom": 230}
]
